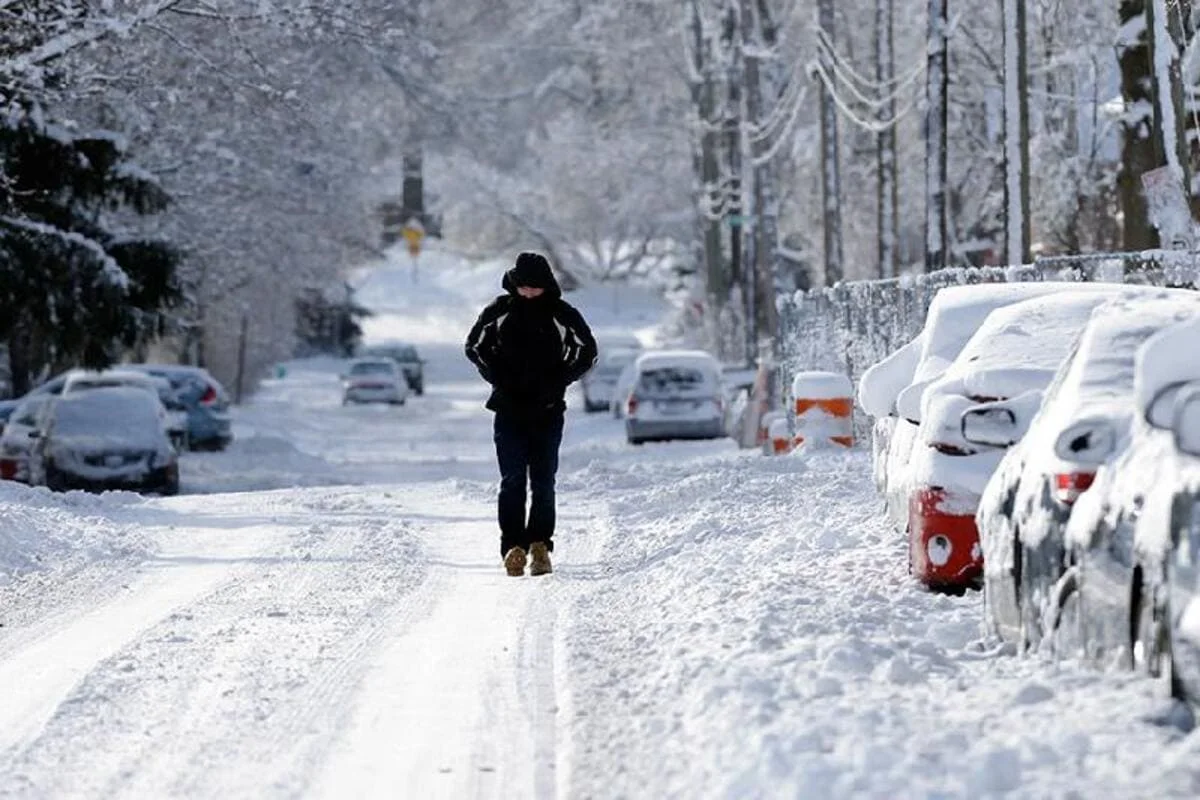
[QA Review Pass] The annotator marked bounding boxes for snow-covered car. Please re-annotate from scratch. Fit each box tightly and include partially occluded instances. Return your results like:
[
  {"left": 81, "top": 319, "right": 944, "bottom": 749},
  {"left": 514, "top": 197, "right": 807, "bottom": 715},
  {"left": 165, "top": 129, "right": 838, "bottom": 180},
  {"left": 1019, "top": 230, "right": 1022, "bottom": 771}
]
[
  {"left": 1130, "top": 379, "right": 1200, "bottom": 703},
  {"left": 360, "top": 341, "right": 425, "bottom": 395},
  {"left": 859, "top": 282, "right": 1121, "bottom": 536},
  {"left": 972, "top": 294, "right": 1200, "bottom": 648},
  {"left": 1054, "top": 314, "right": 1200, "bottom": 673},
  {"left": 123, "top": 364, "right": 234, "bottom": 451},
  {"left": 28, "top": 387, "right": 180, "bottom": 495},
  {"left": 341, "top": 358, "right": 409, "bottom": 405},
  {"left": 0, "top": 394, "right": 52, "bottom": 482},
  {"left": 0, "top": 372, "right": 69, "bottom": 434},
  {"left": 624, "top": 350, "right": 725, "bottom": 445},
  {"left": 581, "top": 346, "right": 641, "bottom": 413},
  {"left": 906, "top": 290, "right": 1136, "bottom": 593},
  {"left": 62, "top": 368, "right": 188, "bottom": 451}
]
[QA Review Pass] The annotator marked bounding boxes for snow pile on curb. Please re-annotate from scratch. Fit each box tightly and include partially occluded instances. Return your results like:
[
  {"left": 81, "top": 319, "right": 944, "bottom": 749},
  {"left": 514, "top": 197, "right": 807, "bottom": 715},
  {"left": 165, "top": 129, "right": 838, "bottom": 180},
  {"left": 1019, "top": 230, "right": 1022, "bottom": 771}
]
[
  {"left": 562, "top": 447, "right": 1193, "bottom": 797},
  {"left": 0, "top": 482, "right": 152, "bottom": 583}
]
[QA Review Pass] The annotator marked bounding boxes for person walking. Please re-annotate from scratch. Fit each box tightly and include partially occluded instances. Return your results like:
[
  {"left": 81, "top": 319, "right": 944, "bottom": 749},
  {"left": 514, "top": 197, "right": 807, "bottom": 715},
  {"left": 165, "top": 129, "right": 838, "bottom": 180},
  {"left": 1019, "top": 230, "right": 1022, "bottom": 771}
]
[{"left": 464, "top": 252, "right": 598, "bottom": 576}]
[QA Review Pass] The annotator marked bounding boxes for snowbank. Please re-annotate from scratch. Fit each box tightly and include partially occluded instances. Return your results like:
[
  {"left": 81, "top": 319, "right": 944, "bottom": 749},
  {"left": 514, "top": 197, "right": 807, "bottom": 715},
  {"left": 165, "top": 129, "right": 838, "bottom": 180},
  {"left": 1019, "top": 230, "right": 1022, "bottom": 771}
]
[
  {"left": 563, "top": 448, "right": 1189, "bottom": 798},
  {"left": 0, "top": 482, "right": 152, "bottom": 583}
]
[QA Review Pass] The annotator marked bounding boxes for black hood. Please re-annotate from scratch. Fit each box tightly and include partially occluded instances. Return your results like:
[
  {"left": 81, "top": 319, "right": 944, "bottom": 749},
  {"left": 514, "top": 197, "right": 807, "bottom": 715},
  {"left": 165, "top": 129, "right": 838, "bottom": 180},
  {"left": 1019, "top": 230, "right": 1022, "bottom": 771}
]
[{"left": 502, "top": 251, "right": 562, "bottom": 299}]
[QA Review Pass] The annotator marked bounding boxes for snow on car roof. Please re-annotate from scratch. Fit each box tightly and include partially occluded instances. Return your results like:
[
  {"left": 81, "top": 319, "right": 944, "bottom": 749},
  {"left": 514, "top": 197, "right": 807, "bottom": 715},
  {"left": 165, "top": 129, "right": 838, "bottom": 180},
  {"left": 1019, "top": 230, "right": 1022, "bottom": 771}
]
[
  {"left": 635, "top": 350, "right": 719, "bottom": 371},
  {"left": 1135, "top": 313, "right": 1200, "bottom": 413},
  {"left": 911, "top": 282, "right": 1131, "bottom": 386},
  {"left": 928, "top": 288, "right": 1164, "bottom": 403},
  {"left": 1057, "top": 294, "right": 1200, "bottom": 409}
]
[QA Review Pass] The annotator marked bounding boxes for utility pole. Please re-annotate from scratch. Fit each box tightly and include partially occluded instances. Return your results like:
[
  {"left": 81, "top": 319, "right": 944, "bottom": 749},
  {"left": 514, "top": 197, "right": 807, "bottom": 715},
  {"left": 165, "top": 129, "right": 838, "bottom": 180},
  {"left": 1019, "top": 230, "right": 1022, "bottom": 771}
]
[
  {"left": 818, "top": 0, "right": 844, "bottom": 284},
  {"left": 723, "top": 0, "right": 748, "bottom": 359},
  {"left": 875, "top": 0, "right": 899, "bottom": 278},
  {"left": 1002, "top": 0, "right": 1031, "bottom": 265},
  {"left": 687, "top": 0, "right": 728, "bottom": 328},
  {"left": 924, "top": 0, "right": 949, "bottom": 271}
]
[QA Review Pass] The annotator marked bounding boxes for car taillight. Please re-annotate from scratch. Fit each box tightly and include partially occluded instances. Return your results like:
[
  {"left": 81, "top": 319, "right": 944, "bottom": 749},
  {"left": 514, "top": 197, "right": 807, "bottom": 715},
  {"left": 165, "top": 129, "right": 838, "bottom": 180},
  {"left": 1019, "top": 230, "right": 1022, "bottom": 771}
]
[
  {"left": 627, "top": 396, "right": 639, "bottom": 416},
  {"left": 200, "top": 385, "right": 218, "bottom": 405},
  {"left": 1054, "top": 472, "right": 1096, "bottom": 506}
]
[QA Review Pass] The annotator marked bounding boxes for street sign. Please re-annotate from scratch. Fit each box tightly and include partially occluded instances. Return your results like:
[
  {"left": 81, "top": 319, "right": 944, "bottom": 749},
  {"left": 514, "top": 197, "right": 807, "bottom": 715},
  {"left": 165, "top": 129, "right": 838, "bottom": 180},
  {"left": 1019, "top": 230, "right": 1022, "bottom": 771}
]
[{"left": 401, "top": 219, "right": 425, "bottom": 258}]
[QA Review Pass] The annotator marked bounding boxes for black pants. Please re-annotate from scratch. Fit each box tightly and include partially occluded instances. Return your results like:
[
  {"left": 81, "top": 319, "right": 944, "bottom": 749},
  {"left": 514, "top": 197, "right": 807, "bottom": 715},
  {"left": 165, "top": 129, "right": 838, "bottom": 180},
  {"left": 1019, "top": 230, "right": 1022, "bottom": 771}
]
[{"left": 494, "top": 411, "right": 564, "bottom": 556}]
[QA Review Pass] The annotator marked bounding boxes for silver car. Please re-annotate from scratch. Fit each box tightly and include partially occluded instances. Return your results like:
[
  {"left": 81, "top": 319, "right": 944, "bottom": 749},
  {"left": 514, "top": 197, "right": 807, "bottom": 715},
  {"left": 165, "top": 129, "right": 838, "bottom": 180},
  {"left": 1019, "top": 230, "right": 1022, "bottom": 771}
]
[
  {"left": 341, "top": 358, "right": 409, "bottom": 406},
  {"left": 625, "top": 351, "right": 726, "bottom": 445}
]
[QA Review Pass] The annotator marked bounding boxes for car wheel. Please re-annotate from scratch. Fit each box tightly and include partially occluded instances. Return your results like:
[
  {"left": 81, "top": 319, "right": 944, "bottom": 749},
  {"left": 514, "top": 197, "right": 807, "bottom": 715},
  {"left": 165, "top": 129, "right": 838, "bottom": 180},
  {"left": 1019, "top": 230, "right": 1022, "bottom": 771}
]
[
  {"left": 1133, "top": 582, "right": 1181, "bottom": 698},
  {"left": 1048, "top": 565, "right": 1082, "bottom": 660},
  {"left": 628, "top": 438, "right": 643, "bottom": 446}
]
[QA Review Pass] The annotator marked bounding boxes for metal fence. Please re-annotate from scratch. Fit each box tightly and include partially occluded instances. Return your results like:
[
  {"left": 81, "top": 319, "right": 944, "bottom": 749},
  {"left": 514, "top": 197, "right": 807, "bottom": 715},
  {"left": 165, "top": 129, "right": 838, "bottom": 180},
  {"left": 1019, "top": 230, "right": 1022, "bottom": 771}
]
[{"left": 774, "top": 249, "right": 1200, "bottom": 433}]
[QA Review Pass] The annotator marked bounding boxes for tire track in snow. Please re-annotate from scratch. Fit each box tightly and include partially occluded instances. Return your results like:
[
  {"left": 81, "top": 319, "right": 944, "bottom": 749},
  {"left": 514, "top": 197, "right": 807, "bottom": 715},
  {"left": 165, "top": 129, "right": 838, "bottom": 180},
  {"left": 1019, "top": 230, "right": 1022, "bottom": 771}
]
[{"left": 0, "top": 498, "right": 424, "bottom": 799}]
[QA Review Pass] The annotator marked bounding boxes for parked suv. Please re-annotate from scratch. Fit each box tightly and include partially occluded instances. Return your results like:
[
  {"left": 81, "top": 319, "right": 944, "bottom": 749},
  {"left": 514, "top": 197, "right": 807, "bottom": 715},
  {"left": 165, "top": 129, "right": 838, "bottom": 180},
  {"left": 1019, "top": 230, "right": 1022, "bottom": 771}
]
[{"left": 361, "top": 341, "right": 425, "bottom": 395}]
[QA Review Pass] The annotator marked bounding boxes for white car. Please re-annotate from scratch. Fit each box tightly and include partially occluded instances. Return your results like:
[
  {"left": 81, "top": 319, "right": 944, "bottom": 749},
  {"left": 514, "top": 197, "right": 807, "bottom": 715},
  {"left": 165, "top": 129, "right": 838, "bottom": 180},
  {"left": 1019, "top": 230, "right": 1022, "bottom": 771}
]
[
  {"left": 341, "top": 358, "right": 410, "bottom": 406},
  {"left": 0, "top": 394, "right": 53, "bottom": 482},
  {"left": 27, "top": 387, "right": 180, "bottom": 495},
  {"left": 624, "top": 350, "right": 725, "bottom": 445},
  {"left": 971, "top": 293, "right": 1200, "bottom": 648},
  {"left": 62, "top": 368, "right": 187, "bottom": 450},
  {"left": 1056, "top": 313, "right": 1200, "bottom": 671},
  {"left": 858, "top": 282, "right": 1123, "bottom": 536},
  {"left": 905, "top": 289, "right": 1143, "bottom": 593}
]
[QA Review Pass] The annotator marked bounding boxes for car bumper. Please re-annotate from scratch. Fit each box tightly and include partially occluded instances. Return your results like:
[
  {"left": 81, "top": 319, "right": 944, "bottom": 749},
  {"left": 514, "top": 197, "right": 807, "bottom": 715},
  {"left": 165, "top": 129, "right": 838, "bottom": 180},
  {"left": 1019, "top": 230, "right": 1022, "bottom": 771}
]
[
  {"left": 49, "top": 465, "right": 177, "bottom": 494},
  {"left": 626, "top": 418, "right": 725, "bottom": 442},
  {"left": 909, "top": 486, "right": 983, "bottom": 590},
  {"left": 345, "top": 387, "right": 405, "bottom": 403}
]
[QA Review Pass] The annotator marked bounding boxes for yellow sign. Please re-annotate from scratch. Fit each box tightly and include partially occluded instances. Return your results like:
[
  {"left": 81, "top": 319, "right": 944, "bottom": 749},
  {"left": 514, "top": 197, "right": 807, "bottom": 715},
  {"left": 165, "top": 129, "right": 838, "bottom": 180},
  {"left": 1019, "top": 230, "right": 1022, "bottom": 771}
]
[{"left": 402, "top": 220, "right": 425, "bottom": 258}]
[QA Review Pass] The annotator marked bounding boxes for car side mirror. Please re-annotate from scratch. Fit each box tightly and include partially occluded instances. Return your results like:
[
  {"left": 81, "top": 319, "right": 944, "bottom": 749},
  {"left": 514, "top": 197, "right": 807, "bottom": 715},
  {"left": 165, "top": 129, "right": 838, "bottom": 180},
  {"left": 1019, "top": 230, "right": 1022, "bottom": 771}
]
[
  {"left": 1147, "top": 382, "right": 1187, "bottom": 429},
  {"left": 1053, "top": 418, "right": 1117, "bottom": 464},
  {"left": 961, "top": 406, "right": 1018, "bottom": 448},
  {"left": 1174, "top": 388, "right": 1200, "bottom": 457},
  {"left": 895, "top": 381, "right": 927, "bottom": 424}
]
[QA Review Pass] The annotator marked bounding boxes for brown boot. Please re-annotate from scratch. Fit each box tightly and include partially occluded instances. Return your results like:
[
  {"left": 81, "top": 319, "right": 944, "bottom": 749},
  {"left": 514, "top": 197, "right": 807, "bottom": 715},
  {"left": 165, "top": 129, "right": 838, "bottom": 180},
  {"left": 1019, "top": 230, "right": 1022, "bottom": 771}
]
[
  {"left": 504, "top": 546, "right": 527, "bottom": 577},
  {"left": 529, "top": 542, "right": 552, "bottom": 576}
]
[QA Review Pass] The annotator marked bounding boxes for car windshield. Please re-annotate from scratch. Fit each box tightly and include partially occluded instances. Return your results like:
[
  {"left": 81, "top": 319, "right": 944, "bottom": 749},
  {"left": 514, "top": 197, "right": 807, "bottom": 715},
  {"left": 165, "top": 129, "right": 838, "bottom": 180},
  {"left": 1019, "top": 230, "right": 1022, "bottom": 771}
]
[
  {"left": 350, "top": 362, "right": 393, "bottom": 376},
  {"left": 638, "top": 366, "right": 711, "bottom": 397}
]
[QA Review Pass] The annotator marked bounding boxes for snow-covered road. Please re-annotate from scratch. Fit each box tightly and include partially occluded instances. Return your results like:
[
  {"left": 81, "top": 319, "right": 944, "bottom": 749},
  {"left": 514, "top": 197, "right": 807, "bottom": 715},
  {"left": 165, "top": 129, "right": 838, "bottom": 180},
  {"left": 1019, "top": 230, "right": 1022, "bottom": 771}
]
[{"left": 3, "top": 249, "right": 1200, "bottom": 798}]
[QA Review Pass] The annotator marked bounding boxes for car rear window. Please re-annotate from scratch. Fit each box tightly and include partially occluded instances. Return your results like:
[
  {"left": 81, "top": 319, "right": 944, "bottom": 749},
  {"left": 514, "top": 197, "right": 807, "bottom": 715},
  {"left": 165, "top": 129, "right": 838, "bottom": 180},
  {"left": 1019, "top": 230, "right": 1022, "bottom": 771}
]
[
  {"left": 351, "top": 362, "right": 393, "bottom": 376},
  {"left": 53, "top": 392, "right": 159, "bottom": 436},
  {"left": 638, "top": 367, "right": 712, "bottom": 396}
]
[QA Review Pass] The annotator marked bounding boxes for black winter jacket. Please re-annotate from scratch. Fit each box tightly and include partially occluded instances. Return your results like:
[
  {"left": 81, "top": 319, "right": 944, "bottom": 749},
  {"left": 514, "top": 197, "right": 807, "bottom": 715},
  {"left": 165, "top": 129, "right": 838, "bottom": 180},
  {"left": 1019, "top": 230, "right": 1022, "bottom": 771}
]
[{"left": 464, "top": 262, "right": 598, "bottom": 418}]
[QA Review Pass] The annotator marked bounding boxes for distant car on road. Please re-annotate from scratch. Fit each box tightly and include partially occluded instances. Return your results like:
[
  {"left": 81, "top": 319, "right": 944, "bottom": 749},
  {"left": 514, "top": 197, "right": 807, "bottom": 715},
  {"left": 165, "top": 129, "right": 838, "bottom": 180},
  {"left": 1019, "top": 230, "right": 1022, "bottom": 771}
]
[
  {"left": 360, "top": 341, "right": 425, "bottom": 395},
  {"left": 624, "top": 351, "right": 726, "bottom": 445},
  {"left": 581, "top": 347, "right": 641, "bottom": 413},
  {"left": 28, "top": 387, "right": 180, "bottom": 495},
  {"left": 341, "top": 358, "right": 410, "bottom": 406}
]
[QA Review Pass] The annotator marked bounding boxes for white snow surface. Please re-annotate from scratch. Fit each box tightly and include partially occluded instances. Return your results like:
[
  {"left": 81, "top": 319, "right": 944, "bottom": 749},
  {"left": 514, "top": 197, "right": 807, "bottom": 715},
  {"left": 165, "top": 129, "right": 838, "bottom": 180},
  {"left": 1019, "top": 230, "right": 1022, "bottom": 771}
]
[
  {"left": 792, "top": 370, "right": 852, "bottom": 401},
  {"left": 2, "top": 244, "right": 1200, "bottom": 797}
]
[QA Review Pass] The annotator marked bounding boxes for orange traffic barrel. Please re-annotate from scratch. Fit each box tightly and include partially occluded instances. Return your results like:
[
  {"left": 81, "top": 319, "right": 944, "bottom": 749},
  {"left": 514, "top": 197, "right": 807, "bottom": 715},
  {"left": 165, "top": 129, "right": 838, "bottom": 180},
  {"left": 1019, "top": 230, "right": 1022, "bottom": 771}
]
[{"left": 792, "top": 371, "right": 854, "bottom": 448}]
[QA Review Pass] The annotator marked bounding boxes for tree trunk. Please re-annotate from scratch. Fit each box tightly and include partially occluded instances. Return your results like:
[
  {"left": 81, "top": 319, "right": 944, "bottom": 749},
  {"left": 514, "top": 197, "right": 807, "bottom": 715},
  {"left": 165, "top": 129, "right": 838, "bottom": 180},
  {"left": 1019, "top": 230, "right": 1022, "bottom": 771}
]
[
  {"left": 875, "top": 0, "right": 898, "bottom": 278},
  {"left": 1002, "top": 0, "right": 1031, "bottom": 265},
  {"left": 744, "top": 0, "right": 781, "bottom": 349},
  {"left": 925, "top": 0, "right": 949, "bottom": 271},
  {"left": 686, "top": 0, "right": 729, "bottom": 327},
  {"left": 723, "top": 0, "right": 747, "bottom": 359},
  {"left": 1146, "top": 0, "right": 1193, "bottom": 244},
  {"left": 818, "top": 0, "right": 844, "bottom": 284},
  {"left": 7, "top": 322, "right": 31, "bottom": 398},
  {"left": 1118, "top": 0, "right": 1159, "bottom": 250}
]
